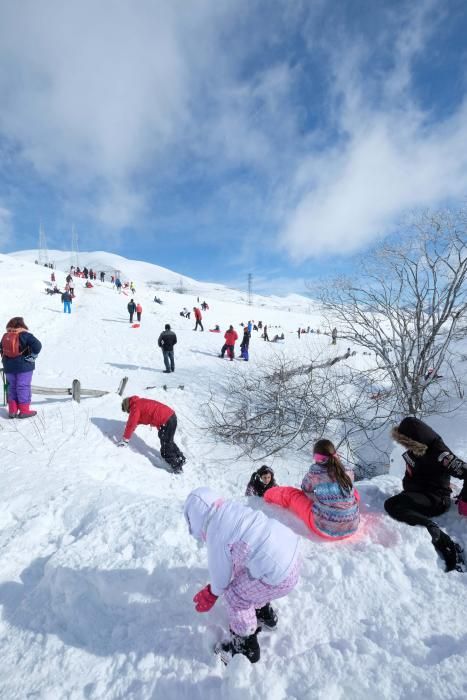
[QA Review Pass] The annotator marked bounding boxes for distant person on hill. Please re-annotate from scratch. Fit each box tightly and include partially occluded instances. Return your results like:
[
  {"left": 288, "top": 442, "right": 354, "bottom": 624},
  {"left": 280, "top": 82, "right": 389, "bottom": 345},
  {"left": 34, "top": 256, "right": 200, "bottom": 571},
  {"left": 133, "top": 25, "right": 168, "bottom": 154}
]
[
  {"left": 118, "top": 396, "right": 186, "bottom": 473},
  {"left": 247, "top": 321, "right": 252, "bottom": 336},
  {"left": 193, "top": 307, "right": 204, "bottom": 331},
  {"left": 61, "top": 290, "right": 72, "bottom": 313},
  {"left": 127, "top": 299, "right": 136, "bottom": 323},
  {"left": 209, "top": 325, "right": 220, "bottom": 332},
  {"left": 136, "top": 303, "right": 142, "bottom": 322},
  {"left": 262, "top": 439, "right": 360, "bottom": 540},
  {"left": 240, "top": 327, "right": 250, "bottom": 361},
  {"left": 115, "top": 278, "right": 122, "bottom": 293},
  {"left": 154, "top": 296, "right": 163, "bottom": 304},
  {"left": 158, "top": 323, "right": 177, "bottom": 373},
  {"left": 220, "top": 325, "right": 238, "bottom": 360},
  {"left": 297, "top": 328, "right": 301, "bottom": 339},
  {"left": 331, "top": 327, "right": 337, "bottom": 345},
  {"left": 0, "top": 316, "right": 42, "bottom": 419},
  {"left": 130, "top": 282, "right": 136, "bottom": 294},
  {"left": 180, "top": 308, "right": 190, "bottom": 318},
  {"left": 100, "top": 271, "right": 105, "bottom": 282},
  {"left": 184, "top": 486, "right": 301, "bottom": 664},
  {"left": 263, "top": 325, "right": 269, "bottom": 341},
  {"left": 385, "top": 417, "right": 466, "bottom": 572},
  {"left": 245, "top": 466, "right": 277, "bottom": 497}
]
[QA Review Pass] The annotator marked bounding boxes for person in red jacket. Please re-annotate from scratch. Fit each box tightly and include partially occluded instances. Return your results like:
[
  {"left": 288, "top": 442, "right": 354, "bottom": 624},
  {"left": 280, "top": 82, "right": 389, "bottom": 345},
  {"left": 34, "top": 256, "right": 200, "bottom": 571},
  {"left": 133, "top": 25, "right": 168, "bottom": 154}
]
[
  {"left": 220, "top": 325, "right": 238, "bottom": 360},
  {"left": 193, "top": 307, "right": 204, "bottom": 331},
  {"left": 118, "top": 396, "right": 186, "bottom": 473}
]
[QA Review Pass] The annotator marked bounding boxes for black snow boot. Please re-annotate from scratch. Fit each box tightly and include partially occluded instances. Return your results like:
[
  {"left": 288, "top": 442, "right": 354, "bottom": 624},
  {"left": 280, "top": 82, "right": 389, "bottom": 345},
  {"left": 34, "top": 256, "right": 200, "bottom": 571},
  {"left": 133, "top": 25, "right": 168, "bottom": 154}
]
[
  {"left": 256, "top": 603, "right": 278, "bottom": 629},
  {"left": 428, "top": 525, "right": 465, "bottom": 572},
  {"left": 215, "top": 628, "right": 261, "bottom": 664}
]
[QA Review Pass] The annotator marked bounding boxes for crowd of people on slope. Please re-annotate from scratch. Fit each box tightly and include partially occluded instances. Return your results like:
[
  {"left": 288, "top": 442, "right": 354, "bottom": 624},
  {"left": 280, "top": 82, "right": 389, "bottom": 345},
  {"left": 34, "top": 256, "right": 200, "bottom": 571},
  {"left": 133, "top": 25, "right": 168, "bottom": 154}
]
[{"left": 3, "top": 281, "right": 467, "bottom": 668}]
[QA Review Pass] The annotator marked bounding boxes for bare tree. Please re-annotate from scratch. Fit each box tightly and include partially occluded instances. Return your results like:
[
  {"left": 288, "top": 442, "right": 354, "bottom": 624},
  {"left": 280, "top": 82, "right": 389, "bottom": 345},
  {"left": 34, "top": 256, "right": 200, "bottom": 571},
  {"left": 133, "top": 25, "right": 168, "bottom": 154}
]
[
  {"left": 205, "top": 353, "right": 391, "bottom": 477},
  {"left": 319, "top": 210, "right": 467, "bottom": 416}
]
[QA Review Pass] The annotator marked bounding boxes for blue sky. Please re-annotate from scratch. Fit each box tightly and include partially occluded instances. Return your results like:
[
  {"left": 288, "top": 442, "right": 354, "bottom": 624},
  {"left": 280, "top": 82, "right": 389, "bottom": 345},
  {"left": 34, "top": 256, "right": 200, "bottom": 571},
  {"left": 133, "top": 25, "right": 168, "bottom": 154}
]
[{"left": 1, "top": 0, "right": 467, "bottom": 294}]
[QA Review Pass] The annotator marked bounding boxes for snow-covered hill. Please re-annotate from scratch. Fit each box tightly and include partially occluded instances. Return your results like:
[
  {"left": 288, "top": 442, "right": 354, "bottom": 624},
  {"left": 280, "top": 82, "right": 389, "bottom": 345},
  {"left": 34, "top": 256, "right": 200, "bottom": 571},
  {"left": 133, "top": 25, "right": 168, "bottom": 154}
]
[{"left": 0, "top": 251, "right": 465, "bottom": 700}]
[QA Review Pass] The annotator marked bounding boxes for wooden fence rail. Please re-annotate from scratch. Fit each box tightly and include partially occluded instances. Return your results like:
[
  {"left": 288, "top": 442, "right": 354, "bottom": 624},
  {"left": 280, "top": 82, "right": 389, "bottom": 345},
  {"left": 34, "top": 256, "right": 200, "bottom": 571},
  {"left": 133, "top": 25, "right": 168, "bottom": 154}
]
[{"left": 2, "top": 373, "right": 128, "bottom": 406}]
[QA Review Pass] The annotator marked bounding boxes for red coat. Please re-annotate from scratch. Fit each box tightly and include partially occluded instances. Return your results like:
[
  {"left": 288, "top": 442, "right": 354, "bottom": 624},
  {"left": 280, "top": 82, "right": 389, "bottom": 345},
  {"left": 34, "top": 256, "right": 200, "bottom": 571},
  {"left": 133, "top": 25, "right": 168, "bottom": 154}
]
[
  {"left": 123, "top": 396, "right": 175, "bottom": 440},
  {"left": 194, "top": 307, "right": 202, "bottom": 320},
  {"left": 224, "top": 329, "right": 238, "bottom": 345}
]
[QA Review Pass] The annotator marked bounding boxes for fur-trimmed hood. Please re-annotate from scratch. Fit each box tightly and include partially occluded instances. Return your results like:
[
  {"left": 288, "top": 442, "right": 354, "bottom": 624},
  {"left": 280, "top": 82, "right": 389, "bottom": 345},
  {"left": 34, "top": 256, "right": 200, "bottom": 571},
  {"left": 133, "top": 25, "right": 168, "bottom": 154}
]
[{"left": 391, "top": 417, "right": 440, "bottom": 456}]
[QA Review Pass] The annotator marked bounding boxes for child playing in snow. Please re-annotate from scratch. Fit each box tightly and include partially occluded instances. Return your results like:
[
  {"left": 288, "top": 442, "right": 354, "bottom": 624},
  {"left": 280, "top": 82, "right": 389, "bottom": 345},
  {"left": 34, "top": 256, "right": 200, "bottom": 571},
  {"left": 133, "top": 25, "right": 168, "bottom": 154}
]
[
  {"left": 263, "top": 439, "right": 360, "bottom": 539},
  {"left": 0, "top": 316, "right": 42, "bottom": 418},
  {"left": 245, "top": 466, "right": 277, "bottom": 497},
  {"left": 184, "top": 487, "right": 301, "bottom": 664},
  {"left": 385, "top": 416, "right": 466, "bottom": 572}
]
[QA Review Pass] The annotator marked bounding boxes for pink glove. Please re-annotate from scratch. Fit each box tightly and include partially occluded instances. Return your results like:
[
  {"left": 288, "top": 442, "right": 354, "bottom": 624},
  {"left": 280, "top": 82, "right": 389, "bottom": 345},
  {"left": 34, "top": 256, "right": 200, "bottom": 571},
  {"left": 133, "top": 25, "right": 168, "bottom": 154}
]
[
  {"left": 458, "top": 499, "right": 467, "bottom": 517},
  {"left": 193, "top": 584, "right": 218, "bottom": 612}
]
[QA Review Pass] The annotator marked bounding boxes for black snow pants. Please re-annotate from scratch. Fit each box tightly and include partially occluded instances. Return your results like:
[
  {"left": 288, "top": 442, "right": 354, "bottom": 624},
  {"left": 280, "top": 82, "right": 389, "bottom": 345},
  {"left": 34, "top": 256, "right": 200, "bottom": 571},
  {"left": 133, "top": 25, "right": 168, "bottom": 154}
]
[
  {"left": 158, "top": 415, "right": 185, "bottom": 468},
  {"left": 384, "top": 491, "right": 450, "bottom": 528}
]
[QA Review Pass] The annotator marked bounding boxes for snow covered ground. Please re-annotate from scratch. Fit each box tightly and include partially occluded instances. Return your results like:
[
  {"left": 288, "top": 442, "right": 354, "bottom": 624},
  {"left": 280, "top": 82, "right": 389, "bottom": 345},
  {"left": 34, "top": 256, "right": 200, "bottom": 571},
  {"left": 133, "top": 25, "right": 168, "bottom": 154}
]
[{"left": 0, "top": 251, "right": 465, "bottom": 700}]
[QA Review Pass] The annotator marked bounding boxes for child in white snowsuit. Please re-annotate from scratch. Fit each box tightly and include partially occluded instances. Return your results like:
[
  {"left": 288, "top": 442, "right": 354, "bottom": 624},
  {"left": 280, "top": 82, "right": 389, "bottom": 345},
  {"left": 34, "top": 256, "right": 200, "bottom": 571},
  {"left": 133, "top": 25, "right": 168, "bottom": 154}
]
[{"left": 184, "top": 487, "right": 301, "bottom": 664}]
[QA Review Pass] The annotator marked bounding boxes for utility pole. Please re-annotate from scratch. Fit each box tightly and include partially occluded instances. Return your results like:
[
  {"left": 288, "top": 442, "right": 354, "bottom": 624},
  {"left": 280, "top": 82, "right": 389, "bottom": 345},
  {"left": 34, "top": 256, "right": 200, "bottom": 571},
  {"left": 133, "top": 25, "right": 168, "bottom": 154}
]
[
  {"left": 247, "top": 273, "right": 253, "bottom": 306},
  {"left": 38, "top": 224, "right": 49, "bottom": 265},
  {"left": 71, "top": 225, "right": 80, "bottom": 268}
]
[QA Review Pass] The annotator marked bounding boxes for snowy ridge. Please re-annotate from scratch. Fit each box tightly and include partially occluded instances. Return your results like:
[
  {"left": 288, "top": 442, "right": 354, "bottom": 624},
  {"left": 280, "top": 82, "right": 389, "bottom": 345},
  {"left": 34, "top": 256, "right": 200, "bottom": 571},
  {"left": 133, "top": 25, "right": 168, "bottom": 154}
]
[{"left": 0, "top": 252, "right": 465, "bottom": 700}]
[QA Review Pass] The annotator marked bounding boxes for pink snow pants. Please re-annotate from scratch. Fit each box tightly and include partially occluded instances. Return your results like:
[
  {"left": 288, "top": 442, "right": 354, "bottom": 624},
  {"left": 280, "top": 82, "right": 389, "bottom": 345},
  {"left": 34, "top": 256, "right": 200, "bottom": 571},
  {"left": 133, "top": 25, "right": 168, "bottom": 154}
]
[{"left": 223, "top": 541, "right": 300, "bottom": 636}]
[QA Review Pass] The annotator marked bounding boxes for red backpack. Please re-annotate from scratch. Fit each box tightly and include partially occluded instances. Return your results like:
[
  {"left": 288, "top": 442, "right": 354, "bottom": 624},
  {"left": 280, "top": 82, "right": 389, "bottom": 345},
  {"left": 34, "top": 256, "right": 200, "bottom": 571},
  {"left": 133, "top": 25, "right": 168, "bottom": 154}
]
[{"left": 1, "top": 331, "right": 21, "bottom": 358}]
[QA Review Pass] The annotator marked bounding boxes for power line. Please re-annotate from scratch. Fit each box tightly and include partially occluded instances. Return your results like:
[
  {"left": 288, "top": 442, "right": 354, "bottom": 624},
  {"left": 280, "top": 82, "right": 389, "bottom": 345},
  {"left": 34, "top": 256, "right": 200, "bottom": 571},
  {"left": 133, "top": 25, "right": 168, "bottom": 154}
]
[{"left": 38, "top": 224, "right": 49, "bottom": 265}]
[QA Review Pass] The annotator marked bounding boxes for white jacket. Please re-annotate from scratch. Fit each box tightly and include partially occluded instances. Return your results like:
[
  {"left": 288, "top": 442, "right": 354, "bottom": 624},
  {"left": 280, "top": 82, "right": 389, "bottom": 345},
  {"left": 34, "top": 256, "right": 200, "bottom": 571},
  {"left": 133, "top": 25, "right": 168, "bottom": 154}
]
[{"left": 184, "top": 487, "right": 300, "bottom": 597}]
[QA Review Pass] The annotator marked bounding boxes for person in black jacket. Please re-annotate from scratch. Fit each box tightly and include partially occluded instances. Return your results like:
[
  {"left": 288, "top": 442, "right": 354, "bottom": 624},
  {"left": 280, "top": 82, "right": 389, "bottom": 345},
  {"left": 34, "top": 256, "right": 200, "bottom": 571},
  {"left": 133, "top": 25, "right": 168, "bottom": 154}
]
[
  {"left": 127, "top": 299, "right": 136, "bottom": 323},
  {"left": 158, "top": 324, "right": 177, "bottom": 373},
  {"left": 385, "top": 417, "right": 466, "bottom": 572},
  {"left": 245, "top": 466, "right": 277, "bottom": 497}
]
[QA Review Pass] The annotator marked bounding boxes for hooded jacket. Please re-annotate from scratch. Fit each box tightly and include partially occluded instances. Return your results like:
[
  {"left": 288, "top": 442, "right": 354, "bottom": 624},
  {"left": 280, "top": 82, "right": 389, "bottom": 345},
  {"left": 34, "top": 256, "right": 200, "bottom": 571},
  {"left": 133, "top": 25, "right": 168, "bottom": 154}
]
[
  {"left": 392, "top": 417, "right": 452, "bottom": 496},
  {"left": 0, "top": 329, "right": 42, "bottom": 373},
  {"left": 122, "top": 396, "right": 174, "bottom": 440},
  {"left": 184, "top": 487, "right": 300, "bottom": 597}
]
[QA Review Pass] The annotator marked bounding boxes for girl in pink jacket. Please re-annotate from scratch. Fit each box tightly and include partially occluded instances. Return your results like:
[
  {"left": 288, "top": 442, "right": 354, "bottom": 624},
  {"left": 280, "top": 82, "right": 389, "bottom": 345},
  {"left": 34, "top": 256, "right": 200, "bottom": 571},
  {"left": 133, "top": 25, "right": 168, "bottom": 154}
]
[{"left": 264, "top": 439, "right": 360, "bottom": 539}]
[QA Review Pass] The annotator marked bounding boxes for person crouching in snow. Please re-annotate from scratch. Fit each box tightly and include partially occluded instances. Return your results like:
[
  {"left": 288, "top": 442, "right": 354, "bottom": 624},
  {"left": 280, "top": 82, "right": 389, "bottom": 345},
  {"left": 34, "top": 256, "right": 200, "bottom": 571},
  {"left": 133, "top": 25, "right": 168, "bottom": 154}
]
[
  {"left": 385, "top": 417, "right": 466, "bottom": 572},
  {"left": 118, "top": 396, "right": 186, "bottom": 473},
  {"left": 184, "top": 487, "right": 301, "bottom": 664},
  {"left": 245, "top": 466, "right": 277, "bottom": 497},
  {"left": 0, "top": 316, "right": 42, "bottom": 418},
  {"left": 263, "top": 439, "right": 360, "bottom": 539},
  {"left": 220, "top": 325, "right": 238, "bottom": 360}
]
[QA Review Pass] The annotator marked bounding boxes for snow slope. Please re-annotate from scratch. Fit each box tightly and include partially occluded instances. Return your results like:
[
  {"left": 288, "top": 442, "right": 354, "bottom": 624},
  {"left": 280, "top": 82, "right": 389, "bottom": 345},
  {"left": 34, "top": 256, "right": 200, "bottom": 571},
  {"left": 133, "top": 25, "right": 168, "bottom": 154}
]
[{"left": 0, "top": 252, "right": 465, "bottom": 700}]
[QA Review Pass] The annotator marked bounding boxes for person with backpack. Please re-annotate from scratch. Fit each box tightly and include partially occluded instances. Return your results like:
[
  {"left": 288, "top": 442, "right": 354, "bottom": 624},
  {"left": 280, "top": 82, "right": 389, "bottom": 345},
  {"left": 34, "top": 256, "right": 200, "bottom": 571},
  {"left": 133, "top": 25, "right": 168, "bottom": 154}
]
[
  {"left": 263, "top": 439, "right": 360, "bottom": 540},
  {"left": 61, "top": 290, "right": 72, "bottom": 313},
  {"left": 127, "top": 299, "right": 136, "bottom": 323},
  {"left": 136, "top": 303, "right": 142, "bottom": 322},
  {"left": 0, "top": 317, "right": 42, "bottom": 418},
  {"left": 118, "top": 396, "right": 186, "bottom": 473},
  {"left": 385, "top": 417, "right": 466, "bottom": 572},
  {"left": 184, "top": 486, "right": 301, "bottom": 664},
  {"left": 193, "top": 307, "right": 203, "bottom": 331},
  {"left": 220, "top": 325, "right": 238, "bottom": 360},
  {"left": 158, "top": 324, "right": 177, "bottom": 373}
]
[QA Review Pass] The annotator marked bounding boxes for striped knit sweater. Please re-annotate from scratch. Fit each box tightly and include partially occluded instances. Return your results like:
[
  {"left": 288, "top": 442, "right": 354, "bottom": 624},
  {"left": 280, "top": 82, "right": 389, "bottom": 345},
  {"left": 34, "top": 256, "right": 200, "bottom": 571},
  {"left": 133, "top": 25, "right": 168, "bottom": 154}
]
[{"left": 301, "top": 462, "right": 360, "bottom": 538}]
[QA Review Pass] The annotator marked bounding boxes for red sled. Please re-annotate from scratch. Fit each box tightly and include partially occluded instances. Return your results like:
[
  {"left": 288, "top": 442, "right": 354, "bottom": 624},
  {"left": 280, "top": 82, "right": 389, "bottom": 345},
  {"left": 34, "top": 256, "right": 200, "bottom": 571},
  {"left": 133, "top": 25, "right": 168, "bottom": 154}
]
[{"left": 131, "top": 323, "right": 140, "bottom": 328}]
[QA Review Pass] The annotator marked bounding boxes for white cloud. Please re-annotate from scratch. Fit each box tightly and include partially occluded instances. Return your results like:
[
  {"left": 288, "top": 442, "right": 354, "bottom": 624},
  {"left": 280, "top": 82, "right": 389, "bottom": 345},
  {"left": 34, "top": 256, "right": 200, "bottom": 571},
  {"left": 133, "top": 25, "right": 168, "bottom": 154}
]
[
  {"left": 279, "top": 1, "right": 467, "bottom": 261},
  {"left": 0, "top": 205, "right": 12, "bottom": 246}
]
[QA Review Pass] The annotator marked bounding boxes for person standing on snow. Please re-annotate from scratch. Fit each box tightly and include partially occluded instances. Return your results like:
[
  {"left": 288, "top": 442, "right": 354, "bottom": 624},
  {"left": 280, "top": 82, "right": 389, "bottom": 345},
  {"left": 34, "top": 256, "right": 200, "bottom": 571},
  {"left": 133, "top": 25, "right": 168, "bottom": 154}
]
[
  {"left": 331, "top": 327, "right": 337, "bottom": 345},
  {"left": 1, "top": 317, "right": 42, "bottom": 419},
  {"left": 127, "top": 299, "right": 136, "bottom": 323},
  {"left": 118, "top": 396, "right": 186, "bottom": 472},
  {"left": 158, "top": 323, "right": 177, "bottom": 373},
  {"left": 220, "top": 325, "right": 238, "bottom": 360},
  {"left": 385, "top": 417, "right": 466, "bottom": 572},
  {"left": 193, "top": 307, "right": 204, "bottom": 331},
  {"left": 184, "top": 487, "right": 301, "bottom": 664},
  {"left": 136, "top": 303, "right": 142, "bottom": 322},
  {"left": 239, "top": 327, "right": 250, "bottom": 361},
  {"left": 61, "top": 290, "right": 72, "bottom": 313}
]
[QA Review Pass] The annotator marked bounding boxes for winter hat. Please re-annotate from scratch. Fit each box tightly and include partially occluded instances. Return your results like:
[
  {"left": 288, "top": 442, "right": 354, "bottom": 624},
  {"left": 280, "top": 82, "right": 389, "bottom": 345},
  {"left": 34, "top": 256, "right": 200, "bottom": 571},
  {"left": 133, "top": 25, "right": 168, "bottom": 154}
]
[
  {"left": 391, "top": 417, "right": 439, "bottom": 456},
  {"left": 184, "top": 487, "right": 222, "bottom": 541},
  {"left": 257, "top": 465, "right": 274, "bottom": 479},
  {"left": 165, "top": 324, "right": 171, "bottom": 330}
]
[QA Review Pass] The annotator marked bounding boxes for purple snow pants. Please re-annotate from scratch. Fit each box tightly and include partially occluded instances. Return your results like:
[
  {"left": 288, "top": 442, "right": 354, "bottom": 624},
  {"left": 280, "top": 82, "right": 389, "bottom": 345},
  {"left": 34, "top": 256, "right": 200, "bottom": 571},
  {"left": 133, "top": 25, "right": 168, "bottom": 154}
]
[
  {"left": 223, "top": 541, "right": 301, "bottom": 636},
  {"left": 6, "top": 371, "right": 33, "bottom": 404}
]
